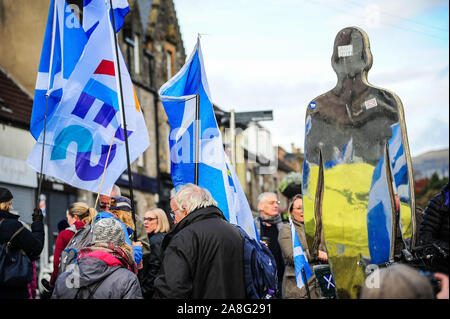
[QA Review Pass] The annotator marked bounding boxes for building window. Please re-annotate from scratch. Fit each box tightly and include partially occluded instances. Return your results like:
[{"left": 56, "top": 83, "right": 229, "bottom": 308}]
[
  {"left": 134, "top": 34, "right": 140, "bottom": 75},
  {"left": 137, "top": 153, "right": 144, "bottom": 168},
  {"left": 165, "top": 42, "right": 176, "bottom": 80},
  {"left": 166, "top": 51, "right": 172, "bottom": 80},
  {"left": 124, "top": 36, "right": 135, "bottom": 75},
  {"left": 144, "top": 49, "right": 155, "bottom": 89}
]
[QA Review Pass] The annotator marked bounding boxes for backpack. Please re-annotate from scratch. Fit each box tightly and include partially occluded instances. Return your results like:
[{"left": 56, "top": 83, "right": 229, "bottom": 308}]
[
  {"left": 58, "top": 224, "right": 94, "bottom": 274},
  {"left": 234, "top": 224, "right": 278, "bottom": 299},
  {"left": 0, "top": 219, "right": 33, "bottom": 287}
]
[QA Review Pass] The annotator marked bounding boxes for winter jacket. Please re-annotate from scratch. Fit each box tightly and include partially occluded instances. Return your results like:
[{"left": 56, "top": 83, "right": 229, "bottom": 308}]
[
  {"left": 52, "top": 246, "right": 142, "bottom": 299},
  {"left": 418, "top": 183, "right": 449, "bottom": 273},
  {"left": 50, "top": 221, "right": 85, "bottom": 286},
  {"left": 141, "top": 231, "right": 166, "bottom": 299},
  {"left": 153, "top": 206, "right": 246, "bottom": 299},
  {"left": 254, "top": 214, "right": 285, "bottom": 290},
  {"left": 0, "top": 210, "right": 44, "bottom": 299},
  {"left": 278, "top": 220, "right": 322, "bottom": 299}
]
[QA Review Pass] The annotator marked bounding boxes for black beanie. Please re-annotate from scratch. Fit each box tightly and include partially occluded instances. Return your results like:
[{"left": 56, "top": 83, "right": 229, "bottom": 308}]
[{"left": 0, "top": 187, "right": 13, "bottom": 203}]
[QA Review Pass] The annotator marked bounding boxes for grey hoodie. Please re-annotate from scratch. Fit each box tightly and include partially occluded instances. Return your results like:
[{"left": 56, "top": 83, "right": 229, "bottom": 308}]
[{"left": 52, "top": 256, "right": 143, "bottom": 299}]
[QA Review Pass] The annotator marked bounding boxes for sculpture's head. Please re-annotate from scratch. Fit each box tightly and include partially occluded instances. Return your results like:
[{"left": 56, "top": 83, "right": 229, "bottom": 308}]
[{"left": 331, "top": 27, "right": 373, "bottom": 81}]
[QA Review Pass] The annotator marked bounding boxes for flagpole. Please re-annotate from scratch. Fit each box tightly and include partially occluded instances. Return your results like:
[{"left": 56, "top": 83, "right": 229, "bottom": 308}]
[
  {"left": 94, "top": 134, "right": 116, "bottom": 210},
  {"left": 36, "top": 0, "right": 58, "bottom": 212},
  {"left": 109, "top": 0, "right": 137, "bottom": 241},
  {"left": 194, "top": 36, "right": 201, "bottom": 185}
]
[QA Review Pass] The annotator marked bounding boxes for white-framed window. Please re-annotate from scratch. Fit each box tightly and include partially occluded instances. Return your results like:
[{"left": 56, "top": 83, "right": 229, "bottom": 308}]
[
  {"left": 134, "top": 34, "right": 140, "bottom": 75},
  {"left": 166, "top": 51, "right": 173, "bottom": 80}
]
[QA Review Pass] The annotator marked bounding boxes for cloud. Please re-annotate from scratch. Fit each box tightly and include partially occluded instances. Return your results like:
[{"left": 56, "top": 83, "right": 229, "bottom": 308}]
[
  {"left": 408, "top": 117, "right": 449, "bottom": 156},
  {"left": 173, "top": 0, "right": 449, "bottom": 156}
]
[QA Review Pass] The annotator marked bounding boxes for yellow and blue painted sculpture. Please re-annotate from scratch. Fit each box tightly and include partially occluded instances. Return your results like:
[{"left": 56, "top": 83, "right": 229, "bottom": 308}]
[{"left": 303, "top": 27, "right": 416, "bottom": 299}]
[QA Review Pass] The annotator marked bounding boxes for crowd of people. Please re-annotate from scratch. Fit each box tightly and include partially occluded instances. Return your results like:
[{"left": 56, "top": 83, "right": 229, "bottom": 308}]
[{"left": 0, "top": 182, "right": 448, "bottom": 299}]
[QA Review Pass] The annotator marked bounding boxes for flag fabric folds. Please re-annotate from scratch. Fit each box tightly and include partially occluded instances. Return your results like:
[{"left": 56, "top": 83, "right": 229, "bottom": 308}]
[
  {"left": 30, "top": 0, "right": 88, "bottom": 140},
  {"left": 83, "top": 0, "right": 130, "bottom": 34},
  {"left": 159, "top": 38, "right": 258, "bottom": 240},
  {"left": 289, "top": 217, "right": 313, "bottom": 289},
  {"left": 27, "top": 7, "right": 149, "bottom": 195},
  {"left": 30, "top": 0, "right": 130, "bottom": 140}
]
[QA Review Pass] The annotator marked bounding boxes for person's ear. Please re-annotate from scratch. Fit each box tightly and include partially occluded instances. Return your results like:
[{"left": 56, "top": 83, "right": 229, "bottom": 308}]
[{"left": 182, "top": 205, "right": 188, "bottom": 216}]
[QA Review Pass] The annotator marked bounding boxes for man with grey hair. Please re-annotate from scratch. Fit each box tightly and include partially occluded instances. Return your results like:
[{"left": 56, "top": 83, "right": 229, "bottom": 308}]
[
  {"left": 99, "top": 184, "right": 121, "bottom": 212},
  {"left": 153, "top": 183, "right": 246, "bottom": 298},
  {"left": 255, "top": 191, "right": 285, "bottom": 297}
]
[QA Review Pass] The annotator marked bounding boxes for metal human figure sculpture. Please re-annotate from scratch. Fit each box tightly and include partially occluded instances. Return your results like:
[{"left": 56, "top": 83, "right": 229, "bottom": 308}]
[{"left": 302, "top": 27, "right": 416, "bottom": 299}]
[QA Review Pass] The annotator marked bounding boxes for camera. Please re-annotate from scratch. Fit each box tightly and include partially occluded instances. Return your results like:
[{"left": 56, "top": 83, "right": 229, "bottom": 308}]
[{"left": 421, "top": 271, "right": 441, "bottom": 296}]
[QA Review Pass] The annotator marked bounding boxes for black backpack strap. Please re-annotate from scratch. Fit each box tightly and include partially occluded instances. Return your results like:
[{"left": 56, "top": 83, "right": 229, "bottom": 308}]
[
  {"left": 74, "top": 266, "right": 122, "bottom": 299},
  {"left": 5, "top": 225, "right": 26, "bottom": 253}
]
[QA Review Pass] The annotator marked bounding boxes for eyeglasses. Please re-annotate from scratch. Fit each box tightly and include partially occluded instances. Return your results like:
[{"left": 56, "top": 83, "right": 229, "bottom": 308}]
[
  {"left": 266, "top": 200, "right": 280, "bottom": 205},
  {"left": 143, "top": 217, "right": 157, "bottom": 222},
  {"left": 170, "top": 208, "right": 180, "bottom": 220}
]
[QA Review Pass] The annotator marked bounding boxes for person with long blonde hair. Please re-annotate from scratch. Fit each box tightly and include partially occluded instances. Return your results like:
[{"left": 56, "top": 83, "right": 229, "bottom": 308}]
[
  {"left": 49, "top": 202, "right": 96, "bottom": 286},
  {"left": 141, "top": 208, "right": 171, "bottom": 298}
]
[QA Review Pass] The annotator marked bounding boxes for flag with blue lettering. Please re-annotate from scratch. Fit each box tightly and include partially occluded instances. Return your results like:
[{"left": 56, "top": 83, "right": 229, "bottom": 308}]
[
  {"left": 289, "top": 217, "right": 313, "bottom": 289},
  {"left": 159, "top": 37, "right": 257, "bottom": 240},
  {"left": 27, "top": 9, "right": 149, "bottom": 195}
]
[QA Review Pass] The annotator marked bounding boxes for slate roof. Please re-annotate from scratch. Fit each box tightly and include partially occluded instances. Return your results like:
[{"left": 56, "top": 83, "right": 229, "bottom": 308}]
[{"left": 0, "top": 66, "right": 33, "bottom": 130}]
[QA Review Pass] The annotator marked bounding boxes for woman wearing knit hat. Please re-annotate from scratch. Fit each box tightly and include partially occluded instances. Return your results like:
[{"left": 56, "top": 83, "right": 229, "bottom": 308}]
[
  {"left": 51, "top": 218, "right": 143, "bottom": 299},
  {"left": 0, "top": 187, "right": 45, "bottom": 299}
]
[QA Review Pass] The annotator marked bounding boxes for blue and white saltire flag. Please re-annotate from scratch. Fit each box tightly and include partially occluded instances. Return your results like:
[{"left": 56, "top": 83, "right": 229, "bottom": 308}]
[
  {"left": 27, "top": 9, "right": 149, "bottom": 195},
  {"left": 83, "top": 0, "right": 130, "bottom": 35},
  {"left": 30, "top": 0, "right": 130, "bottom": 141},
  {"left": 367, "top": 148, "right": 393, "bottom": 264},
  {"left": 159, "top": 37, "right": 257, "bottom": 240},
  {"left": 30, "top": 0, "right": 88, "bottom": 140},
  {"left": 225, "top": 156, "right": 259, "bottom": 240},
  {"left": 289, "top": 217, "right": 313, "bottom": 289}
]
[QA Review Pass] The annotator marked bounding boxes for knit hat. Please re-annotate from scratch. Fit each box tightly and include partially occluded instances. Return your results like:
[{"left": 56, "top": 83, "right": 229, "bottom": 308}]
[
  {"left": 0, "top": 187, "right": 13, "bottom": 203},
  {"left": 93, "top": 218, "right": 125, "bottom": 246},
  {"left": 110, "top": 196, "right": 132, "bottom": 212}
]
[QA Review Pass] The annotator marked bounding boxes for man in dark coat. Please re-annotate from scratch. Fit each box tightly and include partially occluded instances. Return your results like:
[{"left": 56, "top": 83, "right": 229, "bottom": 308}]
[
  {"left": 418, "top": 182, "right": 449, "bottom": 274},
  {"left": 153, "top": 183, "right": 246, "bottom": 299},
  {"left": 0, "top": 187, "right": 44, "bottom": 299}
]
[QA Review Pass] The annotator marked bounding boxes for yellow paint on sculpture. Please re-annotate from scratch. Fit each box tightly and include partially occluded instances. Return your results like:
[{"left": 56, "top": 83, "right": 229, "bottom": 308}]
[{"left": 304, "top": 163, "right": 374, "bottom": 299}]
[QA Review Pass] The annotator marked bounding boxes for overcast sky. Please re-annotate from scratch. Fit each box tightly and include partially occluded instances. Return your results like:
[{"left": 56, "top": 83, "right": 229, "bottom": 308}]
[{"left": 172, "top": 0, "right": 449, "bottom": 157}]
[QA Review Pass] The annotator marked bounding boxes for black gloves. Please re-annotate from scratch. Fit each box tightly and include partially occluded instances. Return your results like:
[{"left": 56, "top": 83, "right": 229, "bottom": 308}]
[{"left": 32, "top": 208, "right": 44, "bottom": 222}]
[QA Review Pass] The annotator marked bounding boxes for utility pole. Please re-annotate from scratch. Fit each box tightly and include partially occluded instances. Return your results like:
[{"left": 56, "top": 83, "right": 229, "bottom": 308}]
[{"left": 230, "top": 108, "right": 236, "bottom": 167}]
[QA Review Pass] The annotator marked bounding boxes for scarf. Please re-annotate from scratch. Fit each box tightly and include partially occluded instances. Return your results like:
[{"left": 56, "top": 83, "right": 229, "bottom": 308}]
[
  {"left": 258, "top": 213, "right": 282, "bottom": 225},
  {"left": 77, "top": 242, "right": 138, "bottom": 275}
]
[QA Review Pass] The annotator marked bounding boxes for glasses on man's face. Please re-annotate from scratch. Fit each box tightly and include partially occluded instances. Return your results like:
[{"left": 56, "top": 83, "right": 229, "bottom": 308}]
[
  {"left": 144, "top": 217, "right": 157, "bottom": 222},
  {"left": 266, "top": 200, "right": 280, "bottom": 205},
  {"left": 170, "top": 208, "right": 180, "bottom": 220}
]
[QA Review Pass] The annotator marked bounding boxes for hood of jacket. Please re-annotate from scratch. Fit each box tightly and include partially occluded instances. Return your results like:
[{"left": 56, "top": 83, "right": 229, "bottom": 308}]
[
  {"left": 0, "top": 209, "right": 20, "bottom": 220},
  {"left": 75, "top": 254, "right": 123, "bottom": 287},
  {"left": 161, "top": 206, "right": 225, "bottom": 250}
]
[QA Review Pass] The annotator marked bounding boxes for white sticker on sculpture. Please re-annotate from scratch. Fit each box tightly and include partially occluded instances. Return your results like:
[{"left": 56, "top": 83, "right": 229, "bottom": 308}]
[
  {"left": 338, "top": 45, "right": 353, "bottom": 57},
  {"left": 364, "top": 98, "right": 378, "bottom": 109}
]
